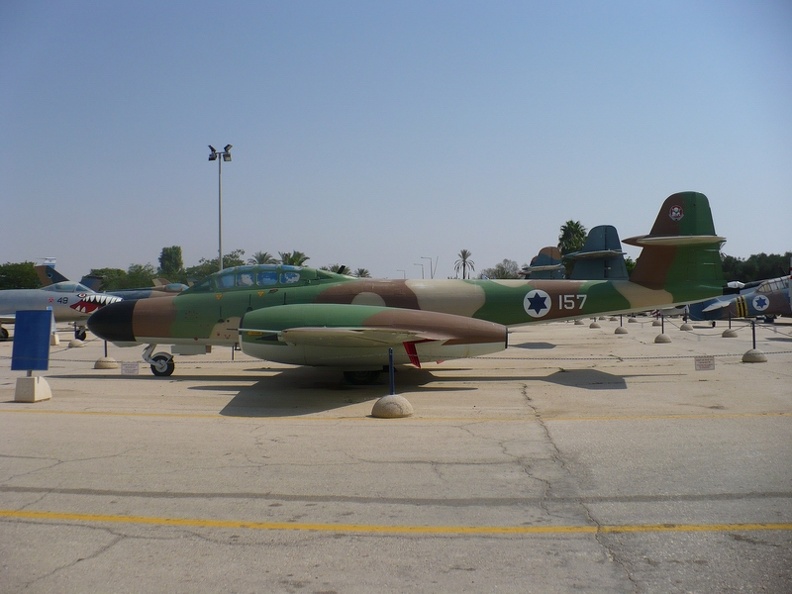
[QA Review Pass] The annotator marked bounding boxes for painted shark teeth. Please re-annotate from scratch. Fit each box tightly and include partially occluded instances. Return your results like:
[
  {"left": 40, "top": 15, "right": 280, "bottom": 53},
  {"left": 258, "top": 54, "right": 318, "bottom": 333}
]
[{"left": 70, "top": 293, "right": 123, "bottom": 314}]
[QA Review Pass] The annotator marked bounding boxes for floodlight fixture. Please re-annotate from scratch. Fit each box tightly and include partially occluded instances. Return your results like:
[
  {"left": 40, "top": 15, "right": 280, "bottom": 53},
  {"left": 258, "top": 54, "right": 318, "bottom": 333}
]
[{"left": 208, "top": 143, "right": 232, "bottom": 271}]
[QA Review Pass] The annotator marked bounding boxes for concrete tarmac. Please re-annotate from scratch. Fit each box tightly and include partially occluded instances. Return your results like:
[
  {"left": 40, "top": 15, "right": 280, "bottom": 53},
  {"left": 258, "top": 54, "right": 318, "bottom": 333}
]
[{"left": 1, "top": 317, "right": 791, "bottom": 593}]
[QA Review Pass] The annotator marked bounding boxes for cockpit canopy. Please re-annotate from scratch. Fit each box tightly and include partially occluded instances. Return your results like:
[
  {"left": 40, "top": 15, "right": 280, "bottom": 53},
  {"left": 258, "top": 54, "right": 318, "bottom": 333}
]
[
  {"left": 42, "top": 282, "right": 94, "bottom": 293},
  {"left": 184, "top": 264, "right": 348, "bottom": 294},
  {"left": 756, "top": 276, "right": 790, "bottom": 294}
]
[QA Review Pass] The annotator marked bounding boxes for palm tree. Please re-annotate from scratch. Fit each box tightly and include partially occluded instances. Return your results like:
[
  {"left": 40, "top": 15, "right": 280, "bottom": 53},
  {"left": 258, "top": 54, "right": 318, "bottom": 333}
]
[
  {"left": 323, "top": 264, "right": 352, "bottom": 275},
  {"left": 248, "top": 251, "right": 277, "bottom": 265},
  {"left": 278, "top": 250, "right": 309, "bottom": 266},
  {"left": 558, "top": 221, "right": 587, "bottom": 255},
  {"left": 454, "top": 249, "right": 475, "bottom": 279},
  {"left": 354, "top": 268, "right": 371, "bottom": 278}
]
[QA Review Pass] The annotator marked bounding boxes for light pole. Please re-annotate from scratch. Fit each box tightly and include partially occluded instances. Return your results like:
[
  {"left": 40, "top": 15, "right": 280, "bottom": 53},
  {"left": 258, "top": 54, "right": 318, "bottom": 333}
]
[
  {"left": 208, "top": 144, "right": 232, "bottom": 271},
  {"left": 421, "top": 256, "right": 436, "bottom": 279},
  {"left": 413, "top": 263, "right": 425, "bottom": 279},
  {"left": 397, "top": 269, "right": 406, "bottom": 279}
]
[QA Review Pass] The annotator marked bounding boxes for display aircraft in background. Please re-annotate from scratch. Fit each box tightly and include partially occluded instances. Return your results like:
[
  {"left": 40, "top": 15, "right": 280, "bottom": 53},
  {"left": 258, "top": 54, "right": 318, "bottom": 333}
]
[
  {"left": 0, "top": 282, "right": 121, "bottom": 341},
  {"left": 88, "top": 192, "right": 726, "bottom": 383},
  {"left": 520, "top": 224, "right": 628, "bottom": 281},
  {"left": 35, "top": 265, "right": 187, "bottom": 300},
  {"left": 689, "top": 275, "right": 790, "bottom": 322}
]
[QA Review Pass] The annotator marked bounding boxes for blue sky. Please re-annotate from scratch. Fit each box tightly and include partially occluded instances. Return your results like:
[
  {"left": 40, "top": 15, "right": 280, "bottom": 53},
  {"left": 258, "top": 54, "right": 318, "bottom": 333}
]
[{"left": 2, "top": 1, "right": 790, "bottom": 280}]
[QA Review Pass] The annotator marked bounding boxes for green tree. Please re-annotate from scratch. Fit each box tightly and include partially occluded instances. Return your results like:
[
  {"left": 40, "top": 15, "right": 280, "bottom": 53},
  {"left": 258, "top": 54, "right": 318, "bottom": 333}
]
[
  {"left": 454, "top": 249, "right": 475, "bottom": 279},
  {"left": 279, "top": 250, "right": 309, "bottom": 266},
  {"left": 558, "top": 220, "right": 587, "bottom": 255},
  {"left": 184, "top": 249, "right": 246, "bottom": 282},
  {"left": 158, "top": 246, "right": 184, "bottom": 279},
  {"left": 126, "top": 263, "right": 158, "bottom": 288},
  {"left": 354, "top": 268, "right": 371, "bottom": 278},
  {"left": 720, "top": 251, "right": 791, "bottom": 282},
  {"left": 322, "top": 264, "right": 352, "bottom": 275},
  {"left": 88, "top": 267, "right": 127, "bottom": 291},
  {"left": 480, "top": 259, "right": 519, "bottom": 279},
  {"left": 248, "top": 251, "right": 277, "bottom": 265},
  {"left": 0, "top": 261, "right": 39, "bottom": 289},
  {"left": 558, "top": 221, "right": 587, "bottom": 277}
]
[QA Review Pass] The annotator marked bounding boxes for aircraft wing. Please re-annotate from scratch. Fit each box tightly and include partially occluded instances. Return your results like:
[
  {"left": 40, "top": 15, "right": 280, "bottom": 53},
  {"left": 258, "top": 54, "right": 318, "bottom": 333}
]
[
  {"left": 279, "top": 326, "right": 453, "bottom": 348},
  {"left": 702, "top": 299, "right": 733, "bottom": 312},
  {"left": 0, "top": 313, "right": 16, "bottom": 324}
]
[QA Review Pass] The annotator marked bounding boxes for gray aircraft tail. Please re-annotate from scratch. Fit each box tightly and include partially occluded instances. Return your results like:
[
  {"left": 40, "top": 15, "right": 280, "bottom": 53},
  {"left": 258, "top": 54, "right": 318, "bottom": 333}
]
[
  {"left": 34, "top": 264, "right": 70, "bottom": 286},
  {"left": 566, "top": 225, "right": 629, "bottom": 280}
]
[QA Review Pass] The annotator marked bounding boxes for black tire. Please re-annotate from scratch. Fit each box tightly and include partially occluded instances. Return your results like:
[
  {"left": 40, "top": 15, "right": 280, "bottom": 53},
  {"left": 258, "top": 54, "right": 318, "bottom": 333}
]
[
  {"left": 75, "top": 328, "right": 87, "bottom": 341},
  {"left": 0, "top": 327, "right": 9, "bottom": 341},
  {"left": 150, "top": 354, "right": 175, "bottom": 377}
]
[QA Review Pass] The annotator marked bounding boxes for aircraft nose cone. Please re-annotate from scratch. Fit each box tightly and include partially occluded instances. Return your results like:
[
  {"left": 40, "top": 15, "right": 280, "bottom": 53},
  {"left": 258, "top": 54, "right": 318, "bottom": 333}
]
[{"left": 87, "top": 300, "right": 137, "bottom": 342}]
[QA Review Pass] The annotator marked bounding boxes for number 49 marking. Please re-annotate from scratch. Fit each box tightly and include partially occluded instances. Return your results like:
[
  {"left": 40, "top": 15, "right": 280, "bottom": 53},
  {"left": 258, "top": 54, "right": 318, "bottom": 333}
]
[{"left": 558, "top": 294, "right": 587, "bottom": 310}]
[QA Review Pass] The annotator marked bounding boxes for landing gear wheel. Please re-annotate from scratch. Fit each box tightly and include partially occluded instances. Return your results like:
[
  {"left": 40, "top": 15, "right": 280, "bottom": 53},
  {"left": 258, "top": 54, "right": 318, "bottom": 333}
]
[
  {"left": 75, "top": 328, "right": 87, "bottom": 341},
  {"left": 343, "top": 370, "right": 381, "bottom": 385},
  {"left": 0, "top": 327, "right": 8, "bottom": 341},
  {"left": 150, "top": 353, "right": 175, "bottom": 377}
]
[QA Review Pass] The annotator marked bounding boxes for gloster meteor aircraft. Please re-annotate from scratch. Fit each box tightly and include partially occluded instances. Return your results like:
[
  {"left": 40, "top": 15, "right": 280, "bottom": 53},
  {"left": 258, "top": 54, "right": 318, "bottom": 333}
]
[{"left": 88, "top": 191, "right": 725, "bottom": 382}]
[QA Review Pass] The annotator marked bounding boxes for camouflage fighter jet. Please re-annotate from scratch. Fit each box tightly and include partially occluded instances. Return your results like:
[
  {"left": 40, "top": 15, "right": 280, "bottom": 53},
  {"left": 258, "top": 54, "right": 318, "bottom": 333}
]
[
  {"left": 88, "top": 191, "right": 725, "bottom": 382},
  {"left": 0, "top": 282, "right": 122, "bottom": 341}
]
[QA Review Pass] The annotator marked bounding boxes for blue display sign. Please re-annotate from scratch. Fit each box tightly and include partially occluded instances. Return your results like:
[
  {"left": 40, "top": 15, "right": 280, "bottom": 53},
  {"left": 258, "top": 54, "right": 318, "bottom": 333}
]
[{"left": 11, "top": 310, "right": 52, "bottom": 371}]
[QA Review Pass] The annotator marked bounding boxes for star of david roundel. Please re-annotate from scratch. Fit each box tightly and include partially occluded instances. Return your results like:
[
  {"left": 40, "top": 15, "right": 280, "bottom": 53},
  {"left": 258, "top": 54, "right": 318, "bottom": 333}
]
[
  {"left": 523, "top": 289, "right": 551, "bottom": 318},
  {"left": 752, "top": 295, "right": 769, "bottom": 312}
]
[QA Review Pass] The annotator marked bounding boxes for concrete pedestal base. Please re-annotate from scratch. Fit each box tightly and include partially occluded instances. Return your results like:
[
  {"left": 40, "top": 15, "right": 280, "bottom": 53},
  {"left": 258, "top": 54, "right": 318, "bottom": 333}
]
[
  {"left": 50, "top": 333, "right": 60, "bottom": 346},
  {"left": 94, "top": 356, "right": 119, "bottom": 369},
  {"left": 371, "top": 395, "right": 414, "bottom": 418},
  {"left": 654, "top": 334, "right": 671, "bottom": 343},
  {"left": 15, "top": 376, "right": 52, "bottom": 402},
  {"left": 742, "top": 349, "right": 767, "bottom": 363}
]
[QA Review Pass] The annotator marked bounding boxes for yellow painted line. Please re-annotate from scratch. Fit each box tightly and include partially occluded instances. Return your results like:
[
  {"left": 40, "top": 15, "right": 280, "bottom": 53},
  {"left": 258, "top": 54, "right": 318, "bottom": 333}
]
[
  {"left": 0, "top": 408, "right": 790, "bottom": 423},
  {"left": 1, "top": 509, "right": 790, "bottom": 536}
]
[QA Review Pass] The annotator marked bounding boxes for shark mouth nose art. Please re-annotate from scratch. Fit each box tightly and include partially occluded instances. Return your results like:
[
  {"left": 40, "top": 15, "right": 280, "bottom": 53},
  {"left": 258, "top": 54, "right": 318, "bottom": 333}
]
[{"left": 70, "top": 293, "right": 123, "bottom": 315}]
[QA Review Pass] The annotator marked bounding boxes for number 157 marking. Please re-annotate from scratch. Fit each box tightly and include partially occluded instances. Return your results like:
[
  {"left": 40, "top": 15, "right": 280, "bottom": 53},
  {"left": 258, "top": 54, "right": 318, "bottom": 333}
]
[{"left": 558, "top": 294, "right": 587, "bottom": 310}]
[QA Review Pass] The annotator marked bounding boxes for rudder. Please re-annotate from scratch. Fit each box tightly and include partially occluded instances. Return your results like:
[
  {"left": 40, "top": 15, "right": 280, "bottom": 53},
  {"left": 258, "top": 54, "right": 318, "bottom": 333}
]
[{"left": 624, "top": 192, "right": 724, "bottom": 296}]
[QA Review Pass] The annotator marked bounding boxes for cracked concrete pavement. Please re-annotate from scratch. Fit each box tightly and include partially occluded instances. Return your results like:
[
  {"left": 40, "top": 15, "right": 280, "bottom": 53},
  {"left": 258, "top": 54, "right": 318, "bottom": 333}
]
[{"left": 1, "top": 317, "right": 791, "bottom": 592}]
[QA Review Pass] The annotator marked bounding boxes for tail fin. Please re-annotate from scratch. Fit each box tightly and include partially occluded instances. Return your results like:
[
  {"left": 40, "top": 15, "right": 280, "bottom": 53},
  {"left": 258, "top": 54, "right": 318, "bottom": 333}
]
[
  {"left": 520, "top": 247, "right": 565, "bottom": 279},
  {"left": 567, "top": 225, "right": 629, "bottom": 280},
  {"left": 79, "top": 274, "right": 105, "bottom": 291},
  {"left": 624, "top": 192, "right": 724, "bottom": 297},
  {"left": 34, "top": 264, "right": 70, "bottom": 287}
]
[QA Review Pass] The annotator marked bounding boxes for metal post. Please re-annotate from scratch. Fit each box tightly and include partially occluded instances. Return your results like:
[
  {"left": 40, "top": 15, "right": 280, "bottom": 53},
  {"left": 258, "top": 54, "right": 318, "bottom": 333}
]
[
  {"left": 661, "top": 315, "right": 665, "bottom": 334},
  {"left": 218, "top": 156, "right": 223, "bottom": 271},
  {"left": 209, "top": 145, "right": 231, "bottom": 271},
  {"left": 751, "top": 320, "right": 756, "bottom": 350},
  {"left": 388, "top": 348, "right": 395, "bottom": 395}
]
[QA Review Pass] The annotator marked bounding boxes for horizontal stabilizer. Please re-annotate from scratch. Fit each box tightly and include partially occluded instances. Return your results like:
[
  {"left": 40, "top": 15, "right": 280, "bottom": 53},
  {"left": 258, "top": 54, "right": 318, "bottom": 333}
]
[
  {"left": 623, "top": 234, "right": 725, "bottom": 247},
  {"left": 521, "top": 246, "right": 564, "bottom": 279}
]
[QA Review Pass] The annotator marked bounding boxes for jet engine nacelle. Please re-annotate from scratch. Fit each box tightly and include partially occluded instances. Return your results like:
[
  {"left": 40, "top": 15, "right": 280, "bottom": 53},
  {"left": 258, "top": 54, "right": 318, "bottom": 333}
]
[{"left": 239, "top": 303, "right": 508, "bottom": 368}]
